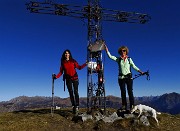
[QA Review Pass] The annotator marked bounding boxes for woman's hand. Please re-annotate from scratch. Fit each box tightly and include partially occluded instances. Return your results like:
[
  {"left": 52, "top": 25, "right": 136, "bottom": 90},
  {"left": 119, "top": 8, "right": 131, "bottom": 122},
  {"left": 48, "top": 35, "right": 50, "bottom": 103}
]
[
  {"left": 104, "top": 44, "right": 108, "bottom": 52},
  {"left": 138, "top": 70, "right": 144, "bottom": 75},
  {"left": 86, "top": 60, "right": 88, "bottom": 65},
  {"left": 52, "top": 74, "right": 57, "bottom": 80}
]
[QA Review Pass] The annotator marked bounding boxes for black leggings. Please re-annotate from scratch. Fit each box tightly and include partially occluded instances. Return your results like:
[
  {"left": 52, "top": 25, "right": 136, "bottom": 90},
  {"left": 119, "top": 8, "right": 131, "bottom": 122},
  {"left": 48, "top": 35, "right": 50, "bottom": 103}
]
[
  {"left": 66, "top": 79, "right": 79, "bottom": 107},
  {"left": 118, "top": 78, "right": 134, "bottom": 109}
]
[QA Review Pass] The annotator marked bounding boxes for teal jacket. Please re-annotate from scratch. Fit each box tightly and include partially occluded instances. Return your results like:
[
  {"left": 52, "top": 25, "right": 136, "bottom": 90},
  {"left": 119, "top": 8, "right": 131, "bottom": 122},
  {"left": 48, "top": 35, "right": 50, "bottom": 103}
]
[{"left": 107, "top": 51, "right": 140, "bottom": 79}]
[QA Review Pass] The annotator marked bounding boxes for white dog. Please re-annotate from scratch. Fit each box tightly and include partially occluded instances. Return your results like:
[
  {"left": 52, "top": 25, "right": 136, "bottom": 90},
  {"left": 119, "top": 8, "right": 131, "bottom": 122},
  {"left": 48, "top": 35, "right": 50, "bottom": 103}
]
[{"left": 131, "top": 104, "right": 161, "bottom": 126}]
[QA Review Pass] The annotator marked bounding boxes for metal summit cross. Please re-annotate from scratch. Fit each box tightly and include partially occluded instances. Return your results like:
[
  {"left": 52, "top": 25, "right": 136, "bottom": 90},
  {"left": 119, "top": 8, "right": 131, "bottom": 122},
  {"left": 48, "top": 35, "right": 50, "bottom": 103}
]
[{"left": 26, "top": 0, "right": 150, "bottom": 114}]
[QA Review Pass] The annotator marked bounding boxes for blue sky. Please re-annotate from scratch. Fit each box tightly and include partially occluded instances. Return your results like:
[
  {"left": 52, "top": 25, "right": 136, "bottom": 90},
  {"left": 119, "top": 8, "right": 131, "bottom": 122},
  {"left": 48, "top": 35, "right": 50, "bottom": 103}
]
[{"left": 0, "top": 0, "right": 180, "bottom": 101}]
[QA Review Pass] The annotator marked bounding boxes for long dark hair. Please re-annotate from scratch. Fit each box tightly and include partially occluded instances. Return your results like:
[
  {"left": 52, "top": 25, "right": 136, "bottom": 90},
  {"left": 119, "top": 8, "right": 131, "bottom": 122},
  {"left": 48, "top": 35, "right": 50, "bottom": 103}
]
[{"left": 60, "top": 49, "right": 73, "bottom": 66}]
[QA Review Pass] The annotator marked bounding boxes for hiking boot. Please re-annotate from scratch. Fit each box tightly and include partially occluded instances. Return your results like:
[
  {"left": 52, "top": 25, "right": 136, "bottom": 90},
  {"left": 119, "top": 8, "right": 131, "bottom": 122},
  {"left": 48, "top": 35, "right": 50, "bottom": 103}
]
[
  {"left": 122, "top": 105, "right": 127, "bottom": 110},
  {"left": 118, "top": 105, "right": 127, "bottom": 112},
  {"left": 72, "top": 106, "right": 76, "bottom": 114},
  {"left": 72, "top": 106, "right": 79, "bottom": 114},
  {"left": 130, "top": 105, "right": 134, "bottom": 111},
  {"left": 75, "top": 106, "right": 79, "bottom": 113}
]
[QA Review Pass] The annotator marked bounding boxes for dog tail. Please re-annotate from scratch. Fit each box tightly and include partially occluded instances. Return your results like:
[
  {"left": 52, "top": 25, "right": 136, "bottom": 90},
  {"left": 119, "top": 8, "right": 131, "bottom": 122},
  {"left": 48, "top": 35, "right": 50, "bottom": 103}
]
[{"left": 157, "top": 112, "right": 161, "bottom": 115}]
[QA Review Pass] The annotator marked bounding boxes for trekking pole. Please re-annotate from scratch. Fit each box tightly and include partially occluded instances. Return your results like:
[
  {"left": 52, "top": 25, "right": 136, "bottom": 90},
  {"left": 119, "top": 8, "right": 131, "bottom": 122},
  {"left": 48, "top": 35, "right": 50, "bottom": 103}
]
[
  {"left": 133, "top": 70, "right": 150, "bottom": 80},
  {"left": 63, "top": 74, "right": 65, "bottom": 92},
  {"left": 51, "top": 73, "right": 55, "bottom": 117},
  {"left": 144, "top": 70, "right": 150, "bottom": 80}
]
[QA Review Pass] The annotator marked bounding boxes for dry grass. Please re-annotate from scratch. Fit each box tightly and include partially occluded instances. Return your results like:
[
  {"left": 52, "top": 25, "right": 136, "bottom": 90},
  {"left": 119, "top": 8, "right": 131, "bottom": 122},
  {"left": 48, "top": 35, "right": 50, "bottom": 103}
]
[{"left": 0, "top": 108, "right": 179, "bottom": 131}]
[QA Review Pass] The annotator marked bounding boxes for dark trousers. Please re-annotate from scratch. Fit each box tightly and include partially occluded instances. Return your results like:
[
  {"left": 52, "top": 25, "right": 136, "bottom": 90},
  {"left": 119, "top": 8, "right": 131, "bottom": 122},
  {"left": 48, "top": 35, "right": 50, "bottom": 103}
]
[
  {"left": 66, "top": 79, "right": 79, "bottom": 107},
  {"left": 118, "top": 78, "right": 134, "bottom": 109}
]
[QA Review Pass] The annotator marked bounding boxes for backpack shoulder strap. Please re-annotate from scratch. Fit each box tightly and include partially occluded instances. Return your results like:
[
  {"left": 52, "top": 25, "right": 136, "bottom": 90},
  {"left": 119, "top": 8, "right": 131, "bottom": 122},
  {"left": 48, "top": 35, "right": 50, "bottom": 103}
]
[
  {"left": 127, "top": 57, "right": 132, "bottom": 72},
  {"left": 127, "top": 57, "right": 131, "bottom": 65},
  {"left": 117, "top": 57, "right": 122, "bottom": 63}
]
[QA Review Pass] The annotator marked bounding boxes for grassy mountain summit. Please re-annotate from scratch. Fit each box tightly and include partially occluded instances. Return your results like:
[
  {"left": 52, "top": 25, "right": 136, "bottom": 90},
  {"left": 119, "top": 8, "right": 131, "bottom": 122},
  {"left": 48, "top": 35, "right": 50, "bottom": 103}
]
[
  {"left": 0, "top": 108, "right": 180, "bottom": 131},
  {"left": 0, "top": 92, "right": 179, "bottom": 130}
]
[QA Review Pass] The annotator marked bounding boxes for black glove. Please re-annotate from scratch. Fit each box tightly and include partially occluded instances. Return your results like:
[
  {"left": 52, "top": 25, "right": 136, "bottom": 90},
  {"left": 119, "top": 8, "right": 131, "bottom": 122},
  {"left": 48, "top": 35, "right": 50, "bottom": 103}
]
[{"left": 52, "top": 74, "right": 57, "bottom": 80}]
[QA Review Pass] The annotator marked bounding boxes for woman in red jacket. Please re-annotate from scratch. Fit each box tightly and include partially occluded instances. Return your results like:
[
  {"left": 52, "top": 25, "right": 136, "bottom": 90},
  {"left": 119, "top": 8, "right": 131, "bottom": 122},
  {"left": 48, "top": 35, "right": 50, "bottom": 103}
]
[{"left": 53, "top": 49, "right": 87, "bottom": 114}]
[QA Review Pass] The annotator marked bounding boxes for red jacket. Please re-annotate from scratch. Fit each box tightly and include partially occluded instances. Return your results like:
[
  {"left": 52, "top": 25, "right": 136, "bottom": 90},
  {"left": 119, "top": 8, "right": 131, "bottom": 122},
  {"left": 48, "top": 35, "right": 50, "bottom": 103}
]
[{"left": 56, "top": 59, "right": 86, "bottom": 80}]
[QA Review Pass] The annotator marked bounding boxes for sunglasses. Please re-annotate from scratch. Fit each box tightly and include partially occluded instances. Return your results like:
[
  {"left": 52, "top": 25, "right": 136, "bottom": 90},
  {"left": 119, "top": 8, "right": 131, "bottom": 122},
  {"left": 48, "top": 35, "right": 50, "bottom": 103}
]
[{"left": 121, "top": 50, "right": 126, "bottom": 52}]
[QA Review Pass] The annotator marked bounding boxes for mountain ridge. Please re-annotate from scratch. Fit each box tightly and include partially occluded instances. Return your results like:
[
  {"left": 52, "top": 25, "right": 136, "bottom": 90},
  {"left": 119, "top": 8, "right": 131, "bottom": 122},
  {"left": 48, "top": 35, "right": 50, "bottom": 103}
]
[{"left": 0, "top": 92, "right": 179, "bottom": 114}]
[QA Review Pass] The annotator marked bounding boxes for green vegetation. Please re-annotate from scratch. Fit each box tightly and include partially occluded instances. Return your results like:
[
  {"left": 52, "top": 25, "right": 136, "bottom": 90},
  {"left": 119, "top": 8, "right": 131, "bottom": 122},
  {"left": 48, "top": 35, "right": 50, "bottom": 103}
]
[{"left": 0, "top": 108, "right": 179, "bottom": 131}]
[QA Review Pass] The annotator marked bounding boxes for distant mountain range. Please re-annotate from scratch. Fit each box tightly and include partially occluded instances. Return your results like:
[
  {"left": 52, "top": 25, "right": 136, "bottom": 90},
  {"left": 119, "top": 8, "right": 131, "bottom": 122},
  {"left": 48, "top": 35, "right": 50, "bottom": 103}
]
[{"left": 0, "top": 92, "right": 179, "bottom": 114}]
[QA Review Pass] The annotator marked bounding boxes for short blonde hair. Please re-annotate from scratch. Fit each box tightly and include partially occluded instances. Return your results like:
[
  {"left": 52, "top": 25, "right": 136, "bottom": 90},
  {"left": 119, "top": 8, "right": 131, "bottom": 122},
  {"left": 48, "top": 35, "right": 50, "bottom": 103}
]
[{"left": 118, "top": 46, "right": 129, "bottom": 55}]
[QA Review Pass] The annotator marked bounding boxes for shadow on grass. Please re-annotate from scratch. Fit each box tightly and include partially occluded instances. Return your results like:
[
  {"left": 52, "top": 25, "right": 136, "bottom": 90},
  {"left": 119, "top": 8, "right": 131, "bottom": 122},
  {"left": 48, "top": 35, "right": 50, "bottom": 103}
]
[
  {"left": 13, "top": 108, "right": 51, "bottom": 114},
  {"left": 12, "top": 108, "right": 74, "bottom": 118}
]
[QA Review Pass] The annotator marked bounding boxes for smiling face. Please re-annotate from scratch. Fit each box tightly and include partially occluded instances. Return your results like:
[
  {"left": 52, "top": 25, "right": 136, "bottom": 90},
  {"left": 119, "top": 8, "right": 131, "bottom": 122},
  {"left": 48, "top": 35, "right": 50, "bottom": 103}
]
[
  {"left": 65, "top": 51, "right": 70, "bottom": 60},
  {"left": 118, "top": 46, "right": 129, "bottom": 57},
  {"left": 119, "top": 48, "right": 127, "bottom": 56}
]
